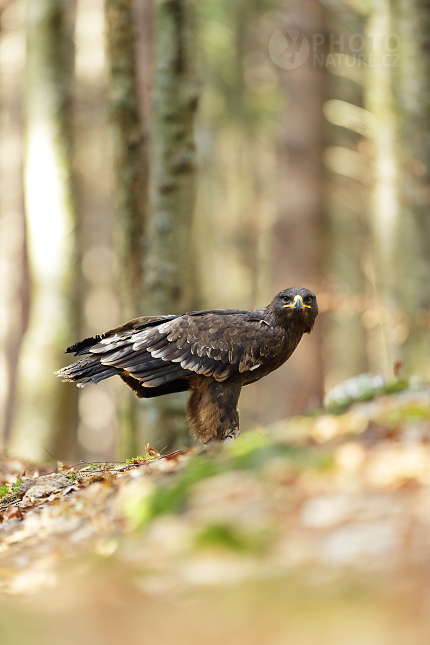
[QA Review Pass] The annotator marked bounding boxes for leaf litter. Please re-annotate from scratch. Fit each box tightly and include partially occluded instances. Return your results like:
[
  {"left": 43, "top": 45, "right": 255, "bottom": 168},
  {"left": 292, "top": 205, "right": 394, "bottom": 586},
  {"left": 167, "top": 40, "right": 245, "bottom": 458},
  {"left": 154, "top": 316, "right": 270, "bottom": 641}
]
[{"left": 1, "top": 382, "right": 430, "bottom": 643}]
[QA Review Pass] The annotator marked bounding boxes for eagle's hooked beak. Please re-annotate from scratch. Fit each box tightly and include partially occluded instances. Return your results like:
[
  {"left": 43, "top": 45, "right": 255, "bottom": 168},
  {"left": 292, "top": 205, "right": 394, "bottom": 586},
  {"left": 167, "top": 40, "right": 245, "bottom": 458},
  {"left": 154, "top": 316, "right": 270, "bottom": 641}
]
[{"left": 283, "top": 295, "right": 311, "bottom": 311}]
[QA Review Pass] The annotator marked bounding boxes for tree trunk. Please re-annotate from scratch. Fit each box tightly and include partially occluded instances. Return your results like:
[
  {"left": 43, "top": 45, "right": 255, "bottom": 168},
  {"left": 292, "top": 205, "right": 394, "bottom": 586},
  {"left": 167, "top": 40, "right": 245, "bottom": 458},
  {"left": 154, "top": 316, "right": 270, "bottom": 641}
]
[
  {"left": 322, "top": 5, "right": 372, "bottom": 390},
  {"left": 0, "top": 0, "right": 29, "bottom": 448},
  {"left": 391, "top": 0, "right": 430, "bottom": 381},
  {"left": 9, "top": 0, "right": 80, "bottom": 461},
  {"left": 364, "top": 0, "right": 400, "bottom": 377},
  {"left": 266, "top": 4, "right": 328, "bottom": 417},
  {"left": 105, "top": 0, "right": 148, "bottom": 457},
  {"left": 142, "top": 0, "right": 200, "bottom": 452}
]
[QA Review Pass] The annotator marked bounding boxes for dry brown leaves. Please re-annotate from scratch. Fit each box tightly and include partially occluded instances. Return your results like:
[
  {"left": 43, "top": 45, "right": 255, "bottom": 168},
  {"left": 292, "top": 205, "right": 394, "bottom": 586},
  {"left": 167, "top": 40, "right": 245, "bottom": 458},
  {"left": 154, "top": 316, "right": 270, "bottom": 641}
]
[
  {"left": 0, "top": 447, "right": 186, "bottom": 594},
  {"left": 1, "top": 386, "right": 430, "bottom": 644}
]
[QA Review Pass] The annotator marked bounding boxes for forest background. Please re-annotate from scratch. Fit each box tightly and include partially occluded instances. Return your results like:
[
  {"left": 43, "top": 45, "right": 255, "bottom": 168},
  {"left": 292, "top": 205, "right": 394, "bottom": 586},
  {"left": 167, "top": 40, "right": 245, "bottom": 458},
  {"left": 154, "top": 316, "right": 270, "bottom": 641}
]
[{"left": 0, "top": 0, "right": 429, "bottom": 462}]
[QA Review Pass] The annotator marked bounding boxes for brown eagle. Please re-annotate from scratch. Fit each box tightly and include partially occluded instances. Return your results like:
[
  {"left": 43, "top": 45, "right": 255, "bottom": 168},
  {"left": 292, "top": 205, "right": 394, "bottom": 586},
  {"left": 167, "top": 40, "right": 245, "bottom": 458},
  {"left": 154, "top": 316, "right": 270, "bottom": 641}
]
[{"left": 55, "top": 287, "right": 318, "bottom": 442}]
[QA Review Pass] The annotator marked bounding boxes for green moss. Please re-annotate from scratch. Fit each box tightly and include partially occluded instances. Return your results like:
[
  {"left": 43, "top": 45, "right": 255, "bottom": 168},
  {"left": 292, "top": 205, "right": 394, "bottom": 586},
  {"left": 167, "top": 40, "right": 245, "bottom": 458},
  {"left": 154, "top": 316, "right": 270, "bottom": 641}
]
[
  {"left": 327, "top": 380, "right": 409, "bottom": 415},
  {"left": 196, "top": 524, "right": 249, "bottom": 552},
  {"left": 224, "top": 432, "right": 273, "bottom": 470},
  {"left": 126, "top": 454, "right": 158, "bottom": 465},
  {"left": 148, "top": 456, "right": 221, "bottom": 520},
  {"left": 126, "top": 424, "right": 339, "bottom": 531},
  {"left": 0, "top": 479, "right": 22, "bottom": 503},
  {"left": 130, "top": 437, "right": 335, "bottom": 529},
  {"left": 225, "top": 432, "right": 334, "bottom": 474},
  {"left": 306, "top": 451, "right": 335, "bottom": 472},
  {"left": 195, "top": 523, "right": 271, "bottom": 554},
  {"left": 126, "top": 456, "right": 145, "bottom": 464},
  {"left": 378, "top": 403, "right": 430, "bottom": 427}
]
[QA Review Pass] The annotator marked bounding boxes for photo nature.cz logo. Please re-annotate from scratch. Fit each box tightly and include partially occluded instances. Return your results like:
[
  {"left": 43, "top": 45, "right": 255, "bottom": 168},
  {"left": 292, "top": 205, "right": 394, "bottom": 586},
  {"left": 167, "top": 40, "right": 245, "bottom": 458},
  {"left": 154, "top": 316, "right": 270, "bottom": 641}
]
[
  {"left": 269, "top": 29, "right": 310, "bottom": 70},
  {"left": 268, "top": 29, "right": 401, "bottom": 70}
]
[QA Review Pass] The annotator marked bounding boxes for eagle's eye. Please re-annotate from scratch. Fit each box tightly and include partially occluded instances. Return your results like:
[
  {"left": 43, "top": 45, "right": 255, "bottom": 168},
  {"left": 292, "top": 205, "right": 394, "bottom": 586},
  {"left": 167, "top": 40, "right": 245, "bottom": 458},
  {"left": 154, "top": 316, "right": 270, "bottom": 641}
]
[
  {"left": 304, "top": 295, "right": 312, "bottom": 305},
  {"left": 282, "top": 295, "right": 291, "bottom": 303}
]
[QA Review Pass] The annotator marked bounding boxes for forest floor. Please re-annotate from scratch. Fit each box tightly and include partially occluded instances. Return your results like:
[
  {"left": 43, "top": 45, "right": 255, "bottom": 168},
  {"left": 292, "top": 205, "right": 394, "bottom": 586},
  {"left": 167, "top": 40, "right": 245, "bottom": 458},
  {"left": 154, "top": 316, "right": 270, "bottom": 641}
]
[{"left": 1, "top": 379, "right": 430, "bottom": 644}]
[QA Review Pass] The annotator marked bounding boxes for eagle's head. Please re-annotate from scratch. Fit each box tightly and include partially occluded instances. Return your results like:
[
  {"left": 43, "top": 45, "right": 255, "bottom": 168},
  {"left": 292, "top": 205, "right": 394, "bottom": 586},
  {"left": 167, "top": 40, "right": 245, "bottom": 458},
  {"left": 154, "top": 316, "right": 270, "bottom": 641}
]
[{"left": 271, "top": 287, "right": 318, "bottom": 334}]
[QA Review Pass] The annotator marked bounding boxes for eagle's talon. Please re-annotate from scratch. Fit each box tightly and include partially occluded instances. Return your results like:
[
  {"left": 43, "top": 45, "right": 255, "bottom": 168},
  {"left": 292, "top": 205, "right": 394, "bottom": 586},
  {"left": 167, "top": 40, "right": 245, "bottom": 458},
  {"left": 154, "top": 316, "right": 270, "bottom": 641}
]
[{"left": 224, "top": 429, "right": 240, "bottom": 443}]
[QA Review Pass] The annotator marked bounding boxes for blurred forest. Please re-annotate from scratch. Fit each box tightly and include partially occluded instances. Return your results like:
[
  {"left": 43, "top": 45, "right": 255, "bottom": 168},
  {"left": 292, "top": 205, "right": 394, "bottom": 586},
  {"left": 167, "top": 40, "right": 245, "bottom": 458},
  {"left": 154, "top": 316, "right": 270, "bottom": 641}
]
[{"left": 0, "top": 0, "right": 429, "bottom": 462}]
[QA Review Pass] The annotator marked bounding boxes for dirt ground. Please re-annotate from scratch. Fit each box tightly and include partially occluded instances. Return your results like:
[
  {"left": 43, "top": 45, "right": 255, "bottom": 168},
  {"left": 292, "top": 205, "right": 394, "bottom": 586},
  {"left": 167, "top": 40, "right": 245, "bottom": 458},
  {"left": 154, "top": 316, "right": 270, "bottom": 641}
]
[{"left": 1, "top": 382, "right": 430, "bottom": 644}]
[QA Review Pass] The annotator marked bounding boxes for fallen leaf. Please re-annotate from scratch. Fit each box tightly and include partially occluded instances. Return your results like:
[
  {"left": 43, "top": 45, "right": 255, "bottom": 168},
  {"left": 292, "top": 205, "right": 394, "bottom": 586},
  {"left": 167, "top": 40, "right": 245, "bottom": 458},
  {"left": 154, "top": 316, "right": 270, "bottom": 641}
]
[{"left": 4, "top": 506, "right": 23, "bottom": 520}]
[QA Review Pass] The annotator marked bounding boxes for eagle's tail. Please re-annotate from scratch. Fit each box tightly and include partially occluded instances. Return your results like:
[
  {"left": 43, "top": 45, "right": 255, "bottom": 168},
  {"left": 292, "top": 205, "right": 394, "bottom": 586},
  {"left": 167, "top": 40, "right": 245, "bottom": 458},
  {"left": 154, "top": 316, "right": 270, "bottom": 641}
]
[{"left": 54, "top": 355, "right": 123, "bottom": 387}]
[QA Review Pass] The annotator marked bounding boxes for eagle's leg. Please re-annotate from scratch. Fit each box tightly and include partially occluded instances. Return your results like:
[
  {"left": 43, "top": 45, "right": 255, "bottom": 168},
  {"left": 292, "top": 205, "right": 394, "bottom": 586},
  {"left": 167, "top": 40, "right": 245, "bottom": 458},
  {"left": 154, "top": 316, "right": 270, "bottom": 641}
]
[{"left": 186, "top": 376, "right": 242, "bottom": 443}]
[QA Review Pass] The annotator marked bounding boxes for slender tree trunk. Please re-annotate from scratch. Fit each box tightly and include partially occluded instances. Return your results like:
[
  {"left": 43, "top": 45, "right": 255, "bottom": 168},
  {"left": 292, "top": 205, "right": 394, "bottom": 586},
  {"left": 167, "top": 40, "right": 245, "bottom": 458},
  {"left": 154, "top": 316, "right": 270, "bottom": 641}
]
[
  {"left": 0, "top": 0, "right": 28, "bottom": 448},
  {"left": 268, "top": 4, "right": 327, "bottom": 416},
  {"left": 392, "top": 0, "right": 430, "bottom": 380},
  {"left": 105, "top": 0, "right": 148, "bottom": 457},
  {"left": 323, "top": 6, "right": 372, "bottom": 390},
  {"left": 143, "top": 0, "right": 200, "bottom": 451},
  {"left": 145, "top": 0, "right": 199, "bottom": 313},
  {"left": 9, "top": 0, "right": 80, "bottom": 461},
  {"left": 364, "top": 0, "right": 400, "bottom": 377},
  {"left": 105, "top": 0, "right": 147, "bottom": 321}
]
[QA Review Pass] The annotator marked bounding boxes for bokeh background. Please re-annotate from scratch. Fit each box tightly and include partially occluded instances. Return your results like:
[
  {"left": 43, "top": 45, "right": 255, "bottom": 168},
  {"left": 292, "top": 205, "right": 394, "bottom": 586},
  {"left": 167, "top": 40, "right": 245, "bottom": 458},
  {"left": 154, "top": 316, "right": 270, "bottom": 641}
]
[{"left": 0, "top": 0, "right": 429, "bottom": 462}]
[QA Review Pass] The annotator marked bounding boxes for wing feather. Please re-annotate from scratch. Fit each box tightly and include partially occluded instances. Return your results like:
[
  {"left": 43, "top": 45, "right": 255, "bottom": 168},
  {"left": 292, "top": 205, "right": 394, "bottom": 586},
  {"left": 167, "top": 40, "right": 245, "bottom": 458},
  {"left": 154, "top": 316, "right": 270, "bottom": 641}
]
[
  {"left": 105, "top": 352, "right": 156, "bottom": 369},
  {"left": 145, "top": 335, "right": 171, "bottom": 352},
  {"left": 90, "top": 339, "right": 128, "bottom": 354},
  {"left": 152, "top": 345, "right": 188, "bottom": 361},
  {"left": 180, "top": 355, "right": 201, "bottom": 371},
  {"left": 99, "top": 346, "right": 135, "bottom": 364},
  {"left": 192, "top": 355, "right": 215, "bottom": 375},
  {"left": 64, "top": 310, "right": 285, "bottom": 387},
  {"left": 143, "top": 370, "right": 191, "bottom": 387}
]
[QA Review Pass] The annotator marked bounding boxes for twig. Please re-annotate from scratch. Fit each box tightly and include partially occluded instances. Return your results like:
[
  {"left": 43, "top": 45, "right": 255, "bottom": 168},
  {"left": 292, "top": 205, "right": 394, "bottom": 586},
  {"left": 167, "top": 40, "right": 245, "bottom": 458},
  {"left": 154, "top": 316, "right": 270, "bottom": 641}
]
[
  {"left": 0, "top": 449, "right": 184, "bottom": 513},
  {"left": 0, "top": 496, "right": 20, "bottom": 511}
]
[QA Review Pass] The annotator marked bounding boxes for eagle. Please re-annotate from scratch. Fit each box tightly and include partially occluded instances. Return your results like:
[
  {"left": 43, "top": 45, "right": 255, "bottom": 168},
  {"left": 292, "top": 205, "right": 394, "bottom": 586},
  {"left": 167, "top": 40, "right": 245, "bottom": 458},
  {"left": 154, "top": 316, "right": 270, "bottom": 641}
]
[{"left": 55, "top": 287, "right": 318, "bottom": 443}]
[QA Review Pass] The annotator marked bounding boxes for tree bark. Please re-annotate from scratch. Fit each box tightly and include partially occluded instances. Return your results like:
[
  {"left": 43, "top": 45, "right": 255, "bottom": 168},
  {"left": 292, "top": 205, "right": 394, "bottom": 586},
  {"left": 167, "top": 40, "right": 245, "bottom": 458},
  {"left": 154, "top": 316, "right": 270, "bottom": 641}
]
[
  {"left": 9, "top": 0, "right": 80, "bottom": 461},
  {"left": 105, "top": 0, "right": 148, "bottom": 321},
  {"left": 391, "top": 0, "right": 430, "bottom": 380},
  {"left": 267, "top": 4, "right": 328, "bottom": 417},
  {"left": 0, "top": 0, "right": 29, "bottom": 448},
  {"left": 105, "top": 0, "right": 148, "bottom": 457},
  {"left": 142, "top": 0, "right": 200, "bottom": 451},
  {"left": 322, "top": 6, "right": 372, "bottom": 390},
  {"left": 364, "top": 0, "right": 400, "bottom": 377}
]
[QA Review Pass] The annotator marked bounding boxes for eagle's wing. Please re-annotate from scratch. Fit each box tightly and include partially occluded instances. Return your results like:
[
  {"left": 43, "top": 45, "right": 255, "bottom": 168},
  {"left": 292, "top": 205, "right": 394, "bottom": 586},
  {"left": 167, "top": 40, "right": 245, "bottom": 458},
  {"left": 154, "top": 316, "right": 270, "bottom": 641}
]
[
  {"left": 87, "top": 312, "right": 285, "bottom": 387},
  {"left": 67, "top": 314, "right": 178, "bottom": 356}
]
